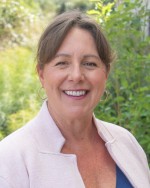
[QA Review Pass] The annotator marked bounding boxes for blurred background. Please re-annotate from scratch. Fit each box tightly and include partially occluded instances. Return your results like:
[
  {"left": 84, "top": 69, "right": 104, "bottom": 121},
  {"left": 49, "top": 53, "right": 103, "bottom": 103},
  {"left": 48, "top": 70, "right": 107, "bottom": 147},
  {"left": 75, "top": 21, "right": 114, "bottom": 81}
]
[{"left": 0, "top": 0, "right": 150, "bottom": 164}]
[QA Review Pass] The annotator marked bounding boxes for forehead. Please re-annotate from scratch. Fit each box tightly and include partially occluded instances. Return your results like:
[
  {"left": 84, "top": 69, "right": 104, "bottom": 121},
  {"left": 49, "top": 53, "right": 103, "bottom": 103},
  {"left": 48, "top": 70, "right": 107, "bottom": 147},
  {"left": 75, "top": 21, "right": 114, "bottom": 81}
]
[{"left": 55, "top": 27, "right": 98, "bottom": 56}]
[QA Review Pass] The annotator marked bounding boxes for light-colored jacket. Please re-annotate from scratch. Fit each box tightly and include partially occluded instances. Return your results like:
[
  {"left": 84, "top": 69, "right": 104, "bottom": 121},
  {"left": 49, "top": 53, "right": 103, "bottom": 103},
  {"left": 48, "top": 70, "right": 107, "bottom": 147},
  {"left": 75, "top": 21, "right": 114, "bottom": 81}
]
[{"left": 0, "top": 101, "right": 150, "bottom": 188}]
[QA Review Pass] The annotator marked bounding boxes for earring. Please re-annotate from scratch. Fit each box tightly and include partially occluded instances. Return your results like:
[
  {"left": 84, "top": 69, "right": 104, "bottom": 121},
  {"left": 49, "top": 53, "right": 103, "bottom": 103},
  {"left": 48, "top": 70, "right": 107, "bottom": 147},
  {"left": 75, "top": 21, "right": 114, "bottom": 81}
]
[
  {"left": 100, "top": 90, "right": 109, "bottom": 102},
  {"left": 38, "top": 86, "right": 47, "bottom": 100}
]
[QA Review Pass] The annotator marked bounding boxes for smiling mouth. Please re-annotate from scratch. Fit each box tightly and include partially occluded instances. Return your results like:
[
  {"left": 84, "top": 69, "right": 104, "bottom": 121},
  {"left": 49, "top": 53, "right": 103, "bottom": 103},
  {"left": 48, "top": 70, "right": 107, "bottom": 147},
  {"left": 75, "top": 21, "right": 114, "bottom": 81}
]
[{"left": 64, "top": 90, "right": 88, "bottom": 97}]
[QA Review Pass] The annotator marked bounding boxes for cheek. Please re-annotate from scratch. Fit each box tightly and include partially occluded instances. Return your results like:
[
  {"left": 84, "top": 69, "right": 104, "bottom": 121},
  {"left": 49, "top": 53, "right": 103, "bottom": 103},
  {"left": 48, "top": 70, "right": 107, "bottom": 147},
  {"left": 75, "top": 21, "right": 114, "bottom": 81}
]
[
  {"left": 44, "top": 71, "right": 66, "bottom": 91},
  {"left": 93, "top": 73, "right": 107, "bottom": 87}
]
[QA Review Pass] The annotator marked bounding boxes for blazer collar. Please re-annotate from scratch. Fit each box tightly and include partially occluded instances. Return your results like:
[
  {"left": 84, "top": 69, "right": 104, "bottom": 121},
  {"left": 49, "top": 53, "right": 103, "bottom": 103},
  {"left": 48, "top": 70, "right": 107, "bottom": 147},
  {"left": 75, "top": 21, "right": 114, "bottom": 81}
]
[
  {"left": 31, "top": 101, "right": 117, "bottom": 154},
  {"left": 93, "top": 114, "right": 116, "bottom": 143},
  {"left": 30, "top": 101, "right": 65, "bottom": 153}
]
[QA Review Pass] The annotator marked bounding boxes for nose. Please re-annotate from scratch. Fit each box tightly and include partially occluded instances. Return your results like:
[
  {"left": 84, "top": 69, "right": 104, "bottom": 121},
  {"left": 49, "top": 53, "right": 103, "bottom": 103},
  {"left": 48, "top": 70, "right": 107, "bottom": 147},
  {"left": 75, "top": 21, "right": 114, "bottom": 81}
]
[{"left": 68, "top": 63, "right": 84, "bottom": 82}]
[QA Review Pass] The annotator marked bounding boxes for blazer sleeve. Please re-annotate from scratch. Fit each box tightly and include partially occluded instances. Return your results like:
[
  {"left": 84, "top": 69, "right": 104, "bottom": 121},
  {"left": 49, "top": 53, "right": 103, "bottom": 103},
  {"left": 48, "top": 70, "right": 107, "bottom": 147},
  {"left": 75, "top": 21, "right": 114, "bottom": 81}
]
[{"left": 127, "top": 131, "right": 150, "bottom": 180}]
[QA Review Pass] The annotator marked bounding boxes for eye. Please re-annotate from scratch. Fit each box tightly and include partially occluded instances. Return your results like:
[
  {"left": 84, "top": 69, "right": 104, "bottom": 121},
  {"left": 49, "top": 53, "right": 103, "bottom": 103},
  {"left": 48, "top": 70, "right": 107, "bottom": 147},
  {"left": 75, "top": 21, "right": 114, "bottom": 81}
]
[
  {"left": 54, "top": 61, "right": 69, "bottom": 67},
  {"left": 83, "top": 62, "right": 97, "bottom": 68}
]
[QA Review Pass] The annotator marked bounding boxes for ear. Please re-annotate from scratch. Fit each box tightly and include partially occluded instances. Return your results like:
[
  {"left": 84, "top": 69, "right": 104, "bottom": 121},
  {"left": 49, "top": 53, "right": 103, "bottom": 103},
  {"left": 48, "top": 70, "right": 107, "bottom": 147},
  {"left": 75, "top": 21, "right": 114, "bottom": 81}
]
[{"left": 36, "top": 65, "right": 45, "bottom": 87}]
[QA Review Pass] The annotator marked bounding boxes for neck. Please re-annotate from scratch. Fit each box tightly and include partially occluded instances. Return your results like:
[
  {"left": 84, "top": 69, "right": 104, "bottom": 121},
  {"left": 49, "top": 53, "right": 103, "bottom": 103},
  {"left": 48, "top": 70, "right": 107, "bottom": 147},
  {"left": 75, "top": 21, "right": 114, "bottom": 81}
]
[{"left": 48, "top": 104, "right": 95, "bottom": 143}]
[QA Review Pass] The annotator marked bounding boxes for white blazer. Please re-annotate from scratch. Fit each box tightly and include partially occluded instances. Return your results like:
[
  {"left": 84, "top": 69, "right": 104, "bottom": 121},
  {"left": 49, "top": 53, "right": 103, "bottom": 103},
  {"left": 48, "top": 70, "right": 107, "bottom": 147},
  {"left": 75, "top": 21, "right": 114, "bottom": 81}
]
[{"left": 0, "top": 101, "right": 150, "bottom": 188}]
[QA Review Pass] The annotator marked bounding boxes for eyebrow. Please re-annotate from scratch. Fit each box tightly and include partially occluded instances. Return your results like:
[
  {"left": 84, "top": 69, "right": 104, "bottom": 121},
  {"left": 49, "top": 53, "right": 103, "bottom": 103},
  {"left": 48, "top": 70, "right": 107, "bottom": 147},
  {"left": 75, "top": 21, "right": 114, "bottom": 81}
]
[
  {"left": 54, "top": 53, "right": 100, "bottom": 60},
  {"left": 54, "top": 53, "right": 71, "bottom": 58},
  {"left": 83, "top": 54, "right": 100, "bottom": 60}
]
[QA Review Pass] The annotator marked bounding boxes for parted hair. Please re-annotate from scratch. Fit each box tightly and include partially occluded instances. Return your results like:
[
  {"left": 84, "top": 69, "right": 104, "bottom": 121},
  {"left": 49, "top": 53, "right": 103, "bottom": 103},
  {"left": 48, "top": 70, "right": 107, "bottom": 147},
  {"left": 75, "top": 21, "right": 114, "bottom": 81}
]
[{"left": 36, "top": 10, "right": 115, "bottom": 72}]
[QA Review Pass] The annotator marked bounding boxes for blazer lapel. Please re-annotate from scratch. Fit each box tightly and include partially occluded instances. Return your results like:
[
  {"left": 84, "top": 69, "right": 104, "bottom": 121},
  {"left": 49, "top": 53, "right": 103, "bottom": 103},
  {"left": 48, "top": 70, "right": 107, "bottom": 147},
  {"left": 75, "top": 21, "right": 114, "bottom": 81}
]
[
  {"left": 94, "top": 118, "right": 150, "bottom": 188},
  {"left": 27, "top": 101, "right": 85, "bottom": 188}
]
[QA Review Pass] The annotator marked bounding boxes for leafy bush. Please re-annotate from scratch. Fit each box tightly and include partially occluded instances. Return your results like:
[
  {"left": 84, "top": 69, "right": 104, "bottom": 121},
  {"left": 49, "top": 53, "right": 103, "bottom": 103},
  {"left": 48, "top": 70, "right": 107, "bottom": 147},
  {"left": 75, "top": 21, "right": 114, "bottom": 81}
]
[
  {"left": 34, "top": 0, "right": 57, "bottom": 13},
  {"left": 7, "top": 100, "right": 40, "bottom": 133},
  {"left": 56, "top": 0, "right": 94, "bottom": 14},
  {"left": 89, "top": 0, "right": 150, "bottom": 163},
  {"left": 0, "top": 47, "right": 41, "bottom": 137},
  {"left": 0, "top": 0, "right": 40, "bottom": 49},
  {"left": 0, "top": 0, "right": 54, "bottom": 137}
]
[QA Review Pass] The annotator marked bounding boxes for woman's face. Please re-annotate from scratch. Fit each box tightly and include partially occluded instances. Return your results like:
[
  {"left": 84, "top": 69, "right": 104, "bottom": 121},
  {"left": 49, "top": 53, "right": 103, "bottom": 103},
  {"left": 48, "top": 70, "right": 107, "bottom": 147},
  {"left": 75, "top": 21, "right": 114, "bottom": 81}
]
[{"left": 38, "top": 27, "right": 108, "bottom": 119}]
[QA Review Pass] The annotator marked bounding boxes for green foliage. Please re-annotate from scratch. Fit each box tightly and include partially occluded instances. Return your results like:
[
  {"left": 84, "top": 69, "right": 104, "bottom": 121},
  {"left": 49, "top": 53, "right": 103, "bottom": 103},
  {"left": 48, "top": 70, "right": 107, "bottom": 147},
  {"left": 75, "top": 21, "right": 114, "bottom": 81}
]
[
  {"left": 89, "top": 0, "right": 150, "bottom": 163},
  {"left": 7, "top": 100, "right": 40, "bottom": 133},
  {"left": 88, "top": 0, "right": 114, "bottom": 23},
  {"left": 0, "top": 47, "right": 41, "bottom": 138},
  {"left": 0, "top": 0, "right": 41, "bottom": 48},
  {"left": 34, "top": 0, "right": 57, "bottom": 13},
  {"left": 0, "top": 0, "right": 54, "bottom": 138},
  {"left": 56, "top": 0, "right": 95, "bottom": 14},
  {"left": 31, "top": 0, "right": 94, "bottom": 15}
]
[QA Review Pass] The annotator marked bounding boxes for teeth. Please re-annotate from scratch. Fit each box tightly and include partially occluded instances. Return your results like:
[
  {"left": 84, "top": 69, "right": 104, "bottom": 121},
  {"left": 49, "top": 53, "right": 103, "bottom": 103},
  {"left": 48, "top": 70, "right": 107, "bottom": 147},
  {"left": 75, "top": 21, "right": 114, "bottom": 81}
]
[{"left": 65, "top": 90, "right": 86, "bottom": 96}]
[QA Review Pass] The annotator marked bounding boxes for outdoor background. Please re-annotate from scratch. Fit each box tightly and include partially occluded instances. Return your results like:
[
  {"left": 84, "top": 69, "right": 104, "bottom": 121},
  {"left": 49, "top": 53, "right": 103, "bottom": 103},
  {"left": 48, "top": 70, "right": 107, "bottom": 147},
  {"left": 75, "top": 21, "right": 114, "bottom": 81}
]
[{"left": 0, "top": 0, "right": 150, "bottom": 165}]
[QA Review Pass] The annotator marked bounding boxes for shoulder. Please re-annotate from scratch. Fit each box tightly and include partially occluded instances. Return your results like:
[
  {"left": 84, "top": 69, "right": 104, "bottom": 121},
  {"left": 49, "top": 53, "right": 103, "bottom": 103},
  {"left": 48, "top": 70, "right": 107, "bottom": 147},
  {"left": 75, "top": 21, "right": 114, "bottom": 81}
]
[
  {"left": 0, "top": 119, "right": 37, "bottom": 187},
  {"left": 96, "top": 118, "right": 138, "bottom": 142},
  {"left": 0, "top": 117, "right": 38, "bottom": 172},
  {"left": 95, "top": 118, "right": 133, "bottom": 143},
  {"left": 96, "top": 118, "right": 129, "bottom": 134},
  {"left": 0, "top": 118, "right": 36, "bottom": 152},
  {"left": 95, "top": 118, "right": 148, "bottom": 158}
]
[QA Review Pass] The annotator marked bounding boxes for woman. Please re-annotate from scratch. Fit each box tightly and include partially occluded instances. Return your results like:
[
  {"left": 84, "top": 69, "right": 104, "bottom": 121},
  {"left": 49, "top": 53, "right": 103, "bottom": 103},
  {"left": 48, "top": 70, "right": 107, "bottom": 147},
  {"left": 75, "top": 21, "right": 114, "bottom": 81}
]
[{"left": 0, "top": 11, "right": 149, "bottom": 188}]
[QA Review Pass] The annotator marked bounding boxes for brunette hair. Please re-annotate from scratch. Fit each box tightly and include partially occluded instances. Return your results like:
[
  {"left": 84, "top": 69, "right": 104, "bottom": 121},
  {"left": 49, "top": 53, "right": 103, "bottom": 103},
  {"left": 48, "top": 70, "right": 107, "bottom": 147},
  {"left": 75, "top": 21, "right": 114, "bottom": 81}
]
[{"left": 36, "top": 10, "right": 114, "bottom": 71}]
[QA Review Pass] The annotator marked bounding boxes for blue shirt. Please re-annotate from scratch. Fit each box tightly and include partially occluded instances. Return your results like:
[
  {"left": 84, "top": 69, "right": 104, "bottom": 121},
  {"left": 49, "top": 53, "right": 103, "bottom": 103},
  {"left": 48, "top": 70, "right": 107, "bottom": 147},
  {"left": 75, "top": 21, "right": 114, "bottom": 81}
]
[{"left": 116, "top": 165, "right": 133, "bottom": 188}]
